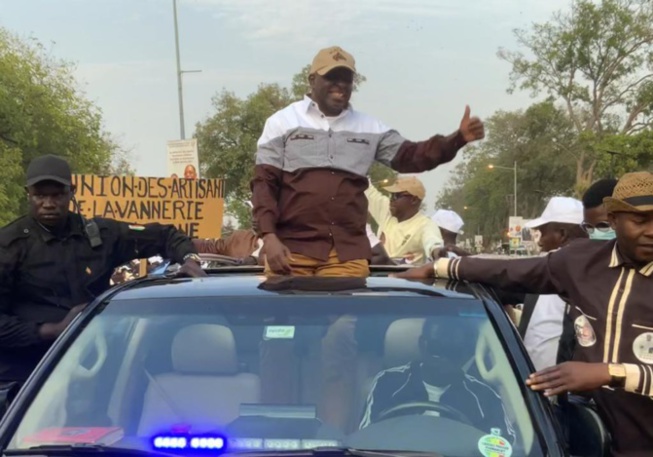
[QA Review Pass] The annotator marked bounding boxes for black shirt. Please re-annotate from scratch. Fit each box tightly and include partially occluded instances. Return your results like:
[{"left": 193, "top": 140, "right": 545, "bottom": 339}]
[
  {"left": 0, "top": 213, "right": 196, "bottom": 382},
  {"left": 359, "top": 361, "right": 515, "bottom": 442}
]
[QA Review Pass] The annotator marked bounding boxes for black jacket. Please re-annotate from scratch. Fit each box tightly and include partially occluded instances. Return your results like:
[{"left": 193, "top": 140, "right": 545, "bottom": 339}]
[
  {"left": 0, "top": 213, "right": 196, "bottom": 382},
  {"left": 359, "top": 361, "right": 516, "bottom": 443}
]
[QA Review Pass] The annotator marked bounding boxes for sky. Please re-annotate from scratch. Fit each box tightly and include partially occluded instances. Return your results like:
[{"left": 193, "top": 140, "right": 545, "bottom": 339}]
[{"left": 0, "top": 0, "right": 570, "bottom": 212}]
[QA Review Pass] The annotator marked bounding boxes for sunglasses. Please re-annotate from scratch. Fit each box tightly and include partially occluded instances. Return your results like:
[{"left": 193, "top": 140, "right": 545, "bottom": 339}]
[
  {"left": 390, "top": 192, "right": 413, "bottom": 201},
  {"left": 581, "top": 221, "right": 612, "bottom": 234}
]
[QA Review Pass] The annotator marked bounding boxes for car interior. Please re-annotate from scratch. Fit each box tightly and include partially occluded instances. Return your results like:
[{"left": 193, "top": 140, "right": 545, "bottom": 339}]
[
  {"left": 10, "top": 304, "right": 543, "bottom": 455},
  {"left": 9, "top": 296, "right": 609, "bottom": 456}
]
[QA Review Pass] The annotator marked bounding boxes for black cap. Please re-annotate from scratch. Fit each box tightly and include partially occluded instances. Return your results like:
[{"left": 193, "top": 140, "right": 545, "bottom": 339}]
[{"left": 25, "top": 155, "right": 72, "bottom": 187}]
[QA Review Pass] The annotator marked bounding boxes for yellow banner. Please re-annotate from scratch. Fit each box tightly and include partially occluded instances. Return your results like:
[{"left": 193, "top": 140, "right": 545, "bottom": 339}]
[{"left": 71, "top": 175, "right": 224, "bottom": 239}]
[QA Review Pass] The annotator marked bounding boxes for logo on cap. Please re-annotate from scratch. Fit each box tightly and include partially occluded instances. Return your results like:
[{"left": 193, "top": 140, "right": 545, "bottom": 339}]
[{"left": 332, "top": 51, "right": 346, "bottom": 62}]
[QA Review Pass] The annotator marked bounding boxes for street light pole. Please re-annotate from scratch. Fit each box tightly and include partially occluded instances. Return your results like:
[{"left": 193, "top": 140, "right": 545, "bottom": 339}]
[
  {"left": 172, "top": 0, "right": 202, "bottom": 140},
  {"left": 513, "top": 160, "right": 517, "bottom": 217},
  {"left": 488, "top": 162, "right": 518, "bottom": 217},
  {"left": 173, "top": 0, "right": 185, "bottom": 139}
]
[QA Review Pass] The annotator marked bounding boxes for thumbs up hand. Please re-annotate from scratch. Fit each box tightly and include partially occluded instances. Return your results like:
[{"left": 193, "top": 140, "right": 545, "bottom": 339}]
[{"left": 459, "top": 105, "right": 485, "bottom": 143}]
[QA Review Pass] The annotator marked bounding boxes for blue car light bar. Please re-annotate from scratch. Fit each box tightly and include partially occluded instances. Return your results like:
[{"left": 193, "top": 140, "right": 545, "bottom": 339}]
[{"left": 152, "top": 434, "right": 226, "bottom": 452}]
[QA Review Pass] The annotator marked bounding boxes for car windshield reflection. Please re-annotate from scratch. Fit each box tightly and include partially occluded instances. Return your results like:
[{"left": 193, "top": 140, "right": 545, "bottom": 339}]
[{"left": 7, "top": 292, "right": 541, "bottom": 457}]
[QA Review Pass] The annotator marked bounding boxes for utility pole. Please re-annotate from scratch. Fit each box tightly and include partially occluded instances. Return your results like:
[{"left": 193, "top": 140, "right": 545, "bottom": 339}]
[
  {"left": 488, "top": 162, "right": 518, "bottom": 216},
  {"left": 513, "top": 160, "right": 517, "bottom": 217},
  {"left": 172, "top": 0, "right": 201, "bottom": 140}
]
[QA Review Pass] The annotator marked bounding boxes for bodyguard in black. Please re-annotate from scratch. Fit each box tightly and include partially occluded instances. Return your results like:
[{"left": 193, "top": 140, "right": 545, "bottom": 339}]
[{"left": 0, "top": 155, "right": 205, "bottom": 383}]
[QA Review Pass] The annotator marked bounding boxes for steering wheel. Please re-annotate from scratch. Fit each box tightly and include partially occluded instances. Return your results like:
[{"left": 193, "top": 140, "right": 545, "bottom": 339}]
[{"left": 377, "top": 401, "right": 473, "bottom": 426}]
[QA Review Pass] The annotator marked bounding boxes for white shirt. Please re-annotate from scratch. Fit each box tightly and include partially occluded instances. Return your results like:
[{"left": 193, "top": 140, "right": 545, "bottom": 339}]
[
  {"left": 523, "top": 294, "right": 566, "bottom": 371},
  {"left": 422, "top": 382, "right": 449, "bottom": 417}
]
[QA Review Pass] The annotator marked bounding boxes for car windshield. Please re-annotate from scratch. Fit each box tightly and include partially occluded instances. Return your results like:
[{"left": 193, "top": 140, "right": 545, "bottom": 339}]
[{"left": 7, "top": 284, "right": 542, "bottom": 457}]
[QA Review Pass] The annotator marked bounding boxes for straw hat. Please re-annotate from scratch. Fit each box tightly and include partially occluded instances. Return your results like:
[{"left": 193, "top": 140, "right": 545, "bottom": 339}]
[{"left": 604, "top": 172, "right": 653, "bottom": 213}]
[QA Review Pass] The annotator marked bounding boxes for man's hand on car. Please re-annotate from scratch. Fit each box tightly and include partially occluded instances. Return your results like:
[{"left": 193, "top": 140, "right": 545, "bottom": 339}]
[
  {"left": 432, "top": 247, "right": 450, "bottom": 259},
  {"left": 526, "top": 362, "right": 611, "bottom": 397},
  {"left": 178, "top": 258, "right": 208, "bottom": 277},
  {"left": 263, "top": 234, "right": 293, "bottom": 274},
  {"left": 459, "top": 105, "right": 485, "bottom": 143},
  {"left": 38, "top": 303, "right": 87, "bottom": 341},
  {"left": 390, "top": 262, "right": 435, "bottom": 280}
]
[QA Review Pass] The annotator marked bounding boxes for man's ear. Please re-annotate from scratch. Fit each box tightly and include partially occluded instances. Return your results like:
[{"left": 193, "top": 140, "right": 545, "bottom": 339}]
[
  {"left": 558, "top": 227, "right": 570, "bottom": 244},
  {"left": 70, "top": 184, "right": 77, "bottom": 195},
  {"left": 608, "top": 212, "right": 618, "bottom": 230},
  {"left": 308, "top": 73, "right": 316, "bottom": 88}
]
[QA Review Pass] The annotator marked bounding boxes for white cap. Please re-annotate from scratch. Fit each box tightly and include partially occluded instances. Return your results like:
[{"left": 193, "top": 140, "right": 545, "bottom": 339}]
[
  {"left": 432, "top": 209, "right": 464, "bottom": 234},
  {"left": 524, "top": 196, "right": 584, "bottom": 229}
]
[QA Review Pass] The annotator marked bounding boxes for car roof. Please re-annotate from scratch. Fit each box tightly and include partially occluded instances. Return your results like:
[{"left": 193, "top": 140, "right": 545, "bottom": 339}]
[{"left": 109, "top": 273, "right": 480, "bottom": 301}]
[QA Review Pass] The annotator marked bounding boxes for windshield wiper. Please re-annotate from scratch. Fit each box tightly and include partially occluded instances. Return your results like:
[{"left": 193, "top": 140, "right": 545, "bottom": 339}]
[
  {"left": 225, "top": 447, "right": 444, "bottom": 457},
  {"left": 3, "top": 444, "right": 174, "bottom": 457}
]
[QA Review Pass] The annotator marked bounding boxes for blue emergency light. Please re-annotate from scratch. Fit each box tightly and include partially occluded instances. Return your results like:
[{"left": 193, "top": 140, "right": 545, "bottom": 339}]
[{"left": 152, "top": 434, "right": 226, "bottom": 452}]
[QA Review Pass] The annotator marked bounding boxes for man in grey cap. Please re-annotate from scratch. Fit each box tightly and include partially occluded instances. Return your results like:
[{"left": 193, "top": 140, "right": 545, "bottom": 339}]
[{"left": 0, "top": 154, "right": 205, "bottom": 394}]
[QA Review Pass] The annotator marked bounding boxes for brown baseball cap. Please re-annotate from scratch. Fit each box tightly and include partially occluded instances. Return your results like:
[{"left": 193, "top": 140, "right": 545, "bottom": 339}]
[
  {"left": 604, "top": 171, "right": 653, "bottom": 213},
  {"left": 310, "top": 46, "right": 356, "bottom": 76},
  {"left": 383, "top": 177, "right": 426, "bottom": 200}
]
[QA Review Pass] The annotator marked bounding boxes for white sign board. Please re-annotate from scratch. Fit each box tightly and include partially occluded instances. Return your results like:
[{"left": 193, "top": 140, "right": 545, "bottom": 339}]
[
  {"left": 508, "top": 216, "right": 524, "bottom": 238},
  {"left": 167, "top": 139, "right": 200, "bottom": 179}
]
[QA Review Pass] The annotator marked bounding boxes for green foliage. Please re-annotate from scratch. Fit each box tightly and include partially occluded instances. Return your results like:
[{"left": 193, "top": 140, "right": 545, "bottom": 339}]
[
  {"left": 196, "top": 65, "right": 387, "bottom": 228},
  {"left": 196, "top": 84, "right": 293, "bottom": 203},
  {"left": 437, "top": 97, "right": 653, "bottom": 245},
  {"left": 594, "top": 131, "right": 653, "bottom": 178},
  {"left": 437, "top": 101, "right": 578, "bottom": 243},
  {"left": 498, "top": 0, "right": 653, "bottom": 186},
  {"left": 0, "top": 27, "right": 131, "bottom": 225}
]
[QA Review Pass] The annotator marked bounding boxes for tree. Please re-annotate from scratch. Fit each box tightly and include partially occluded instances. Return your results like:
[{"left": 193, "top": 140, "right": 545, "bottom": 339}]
[
  {"left": 0, "top": 27, "right": 130, "bottom": 225},
  {"left": 195, "top": 66, "right": 390, "bottom": 228},
  {"left": 437, "top": 101, "right": 578, "bottom": 244},
  {"left": 499, "top": 0, "right": 653, "bottom": 192},
  {"left": 595, "top": 130, "right": 653, "bottom": 177}
]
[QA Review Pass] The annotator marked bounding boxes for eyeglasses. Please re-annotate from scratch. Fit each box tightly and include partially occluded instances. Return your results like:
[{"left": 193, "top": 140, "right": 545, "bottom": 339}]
[
  {"left": 581, "top": 221, "right": 612, "bottom": 234},
  {"left": 390, "top": 192, "right": 412, "bottom": 201}
]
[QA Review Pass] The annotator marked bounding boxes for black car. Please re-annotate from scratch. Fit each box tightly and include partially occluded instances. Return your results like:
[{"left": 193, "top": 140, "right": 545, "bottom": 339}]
[{"left": 0, "top": 266, "right": 602, "bottom": 457}]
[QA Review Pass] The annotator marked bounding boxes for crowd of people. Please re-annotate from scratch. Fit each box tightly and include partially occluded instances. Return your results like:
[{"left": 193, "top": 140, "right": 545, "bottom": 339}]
[
  {"left": 0, "top": 44, "right": 651, "bottom": 456},
  {"left": 394, "top": 173, "right": 652, "bottom": 456}
]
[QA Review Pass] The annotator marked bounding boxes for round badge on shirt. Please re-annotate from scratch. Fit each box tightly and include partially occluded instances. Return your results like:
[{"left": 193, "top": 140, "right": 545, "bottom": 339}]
[
  {"left": 574, "top": 315, "right": 597, "bottom": 347},
  {"left": 632, "top": 332, "right": 653, "bottom": 364}
]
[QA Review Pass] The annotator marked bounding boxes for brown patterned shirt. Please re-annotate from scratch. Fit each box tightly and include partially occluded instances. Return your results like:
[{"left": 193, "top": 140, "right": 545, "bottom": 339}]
[{"left": 434, "top": 239, "right": 653, "bottom": 456}]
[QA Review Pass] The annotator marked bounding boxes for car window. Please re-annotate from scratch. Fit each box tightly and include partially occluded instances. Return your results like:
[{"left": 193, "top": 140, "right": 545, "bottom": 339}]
[{"left": 7, "top": 296, "right": 542, "bottom": 457}]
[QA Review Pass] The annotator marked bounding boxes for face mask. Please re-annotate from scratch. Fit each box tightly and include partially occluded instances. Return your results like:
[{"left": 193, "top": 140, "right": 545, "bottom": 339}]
[{"left": 590, "top": 229, "right": 616, "bottom": 241}]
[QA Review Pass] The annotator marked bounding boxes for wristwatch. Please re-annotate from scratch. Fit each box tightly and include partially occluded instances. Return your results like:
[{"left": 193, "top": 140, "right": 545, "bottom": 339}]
[
  {"left": 608, "top": 363, "right": 627, "bottom": 388},
  {"left": 183, "top": 253, "right": 202, "bottom": 265}
]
